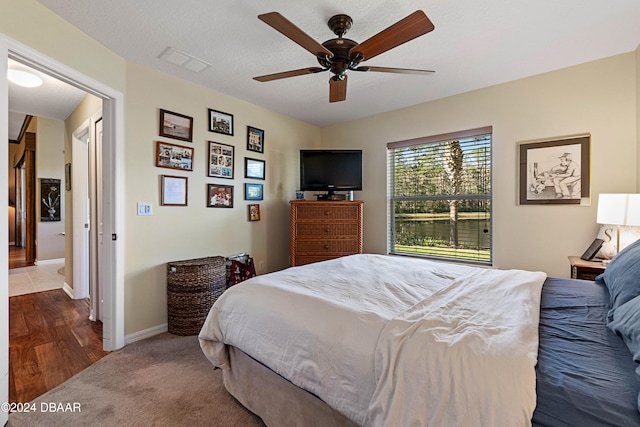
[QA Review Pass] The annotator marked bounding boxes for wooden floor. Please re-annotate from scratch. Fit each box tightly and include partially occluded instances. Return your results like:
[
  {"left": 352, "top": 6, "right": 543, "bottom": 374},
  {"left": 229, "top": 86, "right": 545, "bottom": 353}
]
[
  {"left": 9, "top": 289, "right": 109, "bottom": 403},
  {"left": 8, "top": 245, "right": 33, "bottom": 270}
]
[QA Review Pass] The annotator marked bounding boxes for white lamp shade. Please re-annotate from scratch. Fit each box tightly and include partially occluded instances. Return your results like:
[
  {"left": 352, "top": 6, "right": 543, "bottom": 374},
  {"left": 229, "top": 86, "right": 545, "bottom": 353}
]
[
  {"left": 597, "top": 194, "right": 627, "bottom": 225},
  {"left": 597, "top": 193, "right": 640, "bottom": 226},
  {"left": 626, "top": 194, "right": 640, "bottom": 226}
]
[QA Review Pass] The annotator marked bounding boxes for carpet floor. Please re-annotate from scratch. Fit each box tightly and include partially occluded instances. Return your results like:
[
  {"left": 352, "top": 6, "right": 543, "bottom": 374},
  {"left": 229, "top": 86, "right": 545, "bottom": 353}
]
[{"left": 7, "top": 333, "right": 266, "bottom": 427}]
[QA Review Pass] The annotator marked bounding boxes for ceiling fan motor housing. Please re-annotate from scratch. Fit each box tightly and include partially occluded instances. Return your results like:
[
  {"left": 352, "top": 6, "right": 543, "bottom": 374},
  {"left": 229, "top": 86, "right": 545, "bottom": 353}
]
[
  {"left": 318, "top": 14, "right": 363, "bottom": 78},
  {"left": 320, "top": 38, "right": 359, "bottom": 77}
]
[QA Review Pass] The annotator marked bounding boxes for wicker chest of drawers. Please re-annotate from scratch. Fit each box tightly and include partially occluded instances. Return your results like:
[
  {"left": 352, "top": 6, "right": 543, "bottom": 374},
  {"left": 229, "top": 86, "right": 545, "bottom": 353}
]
[{"left": 290, "top": 200, "right": 364, "bottom": 266}]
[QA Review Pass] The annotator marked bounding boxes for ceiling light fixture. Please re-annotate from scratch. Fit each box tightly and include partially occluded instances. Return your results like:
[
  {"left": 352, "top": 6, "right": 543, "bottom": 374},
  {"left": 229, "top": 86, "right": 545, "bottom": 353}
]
[{"left": 8, "top": 69, "right": 43, "bottom": 88}]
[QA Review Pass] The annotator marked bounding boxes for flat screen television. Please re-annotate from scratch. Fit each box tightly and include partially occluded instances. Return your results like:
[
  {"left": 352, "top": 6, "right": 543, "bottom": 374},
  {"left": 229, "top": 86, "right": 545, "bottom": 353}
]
[{"left": 299, "top": 149, "right": 362, "bottom": 194}]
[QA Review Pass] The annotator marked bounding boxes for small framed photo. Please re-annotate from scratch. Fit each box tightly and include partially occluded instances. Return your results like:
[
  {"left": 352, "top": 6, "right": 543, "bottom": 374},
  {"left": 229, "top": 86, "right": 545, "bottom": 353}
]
[
  {"left": 156, "top": 141, "right": 193, "bottom": 171},
  {"left": 208, "top": 141, "right": 234, "bottom": 179},
  {"left": 245, "top": 157, "right": 265, "bottom": 180},
  {"left": 248, "top": 204, "right": 260, "bottom": 221},
  {"left": 161, "top": 175, "right": 188, "bottom": 206},
  {"left": 247, "top": 126, "right": 264, "bottom": 153},
  {"left": 159, "top": 109, "right": 193, "bottom": 142},
  {"left": 207, "top": 184, "right": 234, "bottom": 208},
  {"left": 245, "top": 183, "right": 263, "bottom": 201},
  {"left": 208, "top": 108, "right": 234, "bottom": 136},
  {"left": 518, "top": 134, "right": 590, "bottom": 205}
]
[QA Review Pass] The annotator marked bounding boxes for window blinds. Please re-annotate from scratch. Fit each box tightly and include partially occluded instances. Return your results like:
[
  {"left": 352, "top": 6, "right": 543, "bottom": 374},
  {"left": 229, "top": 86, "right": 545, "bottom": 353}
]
[{"left": 387, "top": 127, "right": 492, "bottom": 264}]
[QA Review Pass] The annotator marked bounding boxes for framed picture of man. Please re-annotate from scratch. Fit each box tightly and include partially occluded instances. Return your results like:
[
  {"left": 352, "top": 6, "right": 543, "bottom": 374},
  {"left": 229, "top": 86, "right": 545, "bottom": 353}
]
[{"left": 518, "top": 135, "right": 590, "bottom": 205}]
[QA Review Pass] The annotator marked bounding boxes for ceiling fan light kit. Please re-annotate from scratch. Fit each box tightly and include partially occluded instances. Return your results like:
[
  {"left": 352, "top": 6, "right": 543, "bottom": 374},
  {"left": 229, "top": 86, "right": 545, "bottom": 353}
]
[{"left": 254, "top": 10, "right": 435, "bottom": 102}]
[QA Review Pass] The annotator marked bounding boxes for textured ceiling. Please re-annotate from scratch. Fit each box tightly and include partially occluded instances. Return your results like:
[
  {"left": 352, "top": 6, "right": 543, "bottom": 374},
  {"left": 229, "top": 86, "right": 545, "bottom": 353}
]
[{"left": 19, "top": 0, "right": 640, "bottom": 129}]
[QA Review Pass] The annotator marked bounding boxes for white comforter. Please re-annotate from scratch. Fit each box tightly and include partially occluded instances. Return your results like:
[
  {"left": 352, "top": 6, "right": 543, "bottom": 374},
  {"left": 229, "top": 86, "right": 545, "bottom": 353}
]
[{"left": 199, "top": 254, "right": 546, "bottom": 426}]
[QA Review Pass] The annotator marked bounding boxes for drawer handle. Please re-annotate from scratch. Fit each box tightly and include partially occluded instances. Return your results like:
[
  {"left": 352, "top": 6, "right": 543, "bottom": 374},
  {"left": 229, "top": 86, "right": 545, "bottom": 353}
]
[
  {"left": 324, "top": 210, "right": 330, "bottom": 216},
  {"left": 324, "top": 227, "right": 330, "bottom": 233},
  {"left": 324, "top": 244, "right": 330, "bottom": 250}
]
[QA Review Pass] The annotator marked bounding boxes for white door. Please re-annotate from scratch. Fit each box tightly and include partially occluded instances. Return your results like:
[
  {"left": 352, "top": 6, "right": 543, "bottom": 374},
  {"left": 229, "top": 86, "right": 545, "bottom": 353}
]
[
  {"left": 90, "top": 116, "right": 104, "bottom": 321},
  {"left": 72, "top": 125, "right": 90, "bottom": 300}
]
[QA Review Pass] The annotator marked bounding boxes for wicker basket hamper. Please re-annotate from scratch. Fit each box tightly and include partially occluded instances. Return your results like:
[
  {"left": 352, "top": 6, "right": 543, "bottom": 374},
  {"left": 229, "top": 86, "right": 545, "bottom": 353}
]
[{"left": 167, "top": 256, "right": 226, "bottom": 336}]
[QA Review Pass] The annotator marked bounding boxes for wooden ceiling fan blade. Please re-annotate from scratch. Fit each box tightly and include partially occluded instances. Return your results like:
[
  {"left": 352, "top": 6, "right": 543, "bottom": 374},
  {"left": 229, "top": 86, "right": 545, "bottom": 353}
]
[
  {"left": 349, "top": 11, "right": 434, "bottom": 61},
  {"left": 259, "top": 12, "right": 333, "bottom": 58},
  {"left": 365, "top": 66, "right": 435, "bottom": 75},
  {"left": 254, "top": 67, "right": 325, "bottom": 82},
  {"left": 329, "top": 75, "right": 347, "bottom": 103}
]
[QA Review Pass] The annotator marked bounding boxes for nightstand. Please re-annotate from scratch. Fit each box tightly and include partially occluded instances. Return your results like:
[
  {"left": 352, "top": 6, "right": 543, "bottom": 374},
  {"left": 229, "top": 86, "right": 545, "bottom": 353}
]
[{"left": 568, "top": 256, "right": 606, "bottom": 281}]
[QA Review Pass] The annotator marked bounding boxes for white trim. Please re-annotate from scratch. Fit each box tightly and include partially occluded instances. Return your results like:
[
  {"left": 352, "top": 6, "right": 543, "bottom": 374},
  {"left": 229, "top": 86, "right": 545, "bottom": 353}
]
[
  {"left": 125, "top": 324, "right": 169, "bottom": 345},
  {"left": 0, "top": 40, "right": 10, "bottom": 427},
  {"left": 101, "top": 92, "right": 126, "bottom": 351},
  {"left": 1, "top": 34, "right": 125, "bottom": 352},
  {"left": 34, "top": 257, "right": 65, "bottom": 265},
  {"left": 90, "top": 111, "right": 104, "bottom": 322},
  {"left": 62, "top": 282, "right": 74, "bottom": 299}
]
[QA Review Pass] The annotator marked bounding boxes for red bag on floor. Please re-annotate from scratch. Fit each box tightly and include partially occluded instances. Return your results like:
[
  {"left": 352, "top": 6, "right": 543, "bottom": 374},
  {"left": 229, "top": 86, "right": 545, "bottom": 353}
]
[{"left": 226, "top": 254, "right": 256, "bottom": 288}]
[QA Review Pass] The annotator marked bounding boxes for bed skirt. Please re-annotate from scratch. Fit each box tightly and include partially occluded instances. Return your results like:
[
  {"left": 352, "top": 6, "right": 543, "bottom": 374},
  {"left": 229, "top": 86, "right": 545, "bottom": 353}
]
[{"left": 224, "top": 346, "right": 359, "bottom": 427}]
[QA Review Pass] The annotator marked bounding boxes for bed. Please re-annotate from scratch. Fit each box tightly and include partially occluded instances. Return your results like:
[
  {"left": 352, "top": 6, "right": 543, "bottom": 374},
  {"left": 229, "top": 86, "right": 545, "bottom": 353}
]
[{"left": 199, "top": 246, "right": 640, "bottom": 427}]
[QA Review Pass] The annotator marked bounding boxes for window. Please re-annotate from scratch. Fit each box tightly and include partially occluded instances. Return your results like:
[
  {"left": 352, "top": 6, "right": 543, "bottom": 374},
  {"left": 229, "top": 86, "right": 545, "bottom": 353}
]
[{"left": 387, "top": 127, "right": 492, "bottom": 264}]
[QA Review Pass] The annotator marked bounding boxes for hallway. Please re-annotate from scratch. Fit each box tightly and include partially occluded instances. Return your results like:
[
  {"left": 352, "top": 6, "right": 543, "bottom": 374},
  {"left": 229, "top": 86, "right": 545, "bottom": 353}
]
[
  {"left": 9, "top": 246, "right": 64, "bottom": 297},
  {"left": 8, "top": 245, "right": 108, "bottom": 404}
]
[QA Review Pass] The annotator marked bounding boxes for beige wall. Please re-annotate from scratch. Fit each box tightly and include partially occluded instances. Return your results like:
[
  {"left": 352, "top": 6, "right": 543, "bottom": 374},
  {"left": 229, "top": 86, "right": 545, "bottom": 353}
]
[
  {"left": 123, "top": 61, "right": 320, "bottom": 333},
  {"left": 322, "top": 53, "right": 638, "bottom": 278},
  {"left": 35, "top": 117, "right": 65, "bottom": 260}
]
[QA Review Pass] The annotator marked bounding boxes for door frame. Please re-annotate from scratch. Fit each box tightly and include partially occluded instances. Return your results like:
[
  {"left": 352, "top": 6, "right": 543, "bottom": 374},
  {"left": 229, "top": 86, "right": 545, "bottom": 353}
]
[
  {"left": 1, "top": 36, "right": 125, "bottom": 357},
  {"left": 91, "top": 116, "right": 104, "bottom": 321}
]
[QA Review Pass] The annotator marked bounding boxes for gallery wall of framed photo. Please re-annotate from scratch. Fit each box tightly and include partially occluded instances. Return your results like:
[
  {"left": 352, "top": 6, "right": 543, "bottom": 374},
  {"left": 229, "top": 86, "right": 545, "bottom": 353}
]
[{"left": 154, "top": 107, "right": 266, "bottom": 220}]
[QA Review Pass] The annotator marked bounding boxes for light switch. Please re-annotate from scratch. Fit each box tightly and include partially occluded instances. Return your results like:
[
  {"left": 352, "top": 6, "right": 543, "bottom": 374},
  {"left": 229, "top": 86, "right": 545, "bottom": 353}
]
[{"left": 137, "top": 202, "right": 153, "bottom": 216}]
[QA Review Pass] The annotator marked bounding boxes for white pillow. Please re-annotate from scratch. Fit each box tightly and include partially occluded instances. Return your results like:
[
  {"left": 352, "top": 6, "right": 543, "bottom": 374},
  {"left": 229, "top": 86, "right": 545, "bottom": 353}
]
[{"left": 596, "top": 225, "right": 640, "bottom": 259}]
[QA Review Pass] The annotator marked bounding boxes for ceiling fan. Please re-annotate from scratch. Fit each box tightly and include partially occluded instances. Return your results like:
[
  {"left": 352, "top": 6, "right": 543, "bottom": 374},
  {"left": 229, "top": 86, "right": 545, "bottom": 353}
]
[{"left": 254, "top": 10, "right": 435, "bottom": 103}]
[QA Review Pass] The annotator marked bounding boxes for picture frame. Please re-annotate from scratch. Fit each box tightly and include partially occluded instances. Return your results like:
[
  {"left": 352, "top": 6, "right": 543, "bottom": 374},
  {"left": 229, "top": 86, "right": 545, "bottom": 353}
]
[
  {"left": 159, "top": 109, "right": 193, "bottom": 142},
  {"left": 161, "top": 175, "right": 188, "bottom": 206},
  {"left": 208, "top": 141, "right": 234, "bottom": 179},
  {"left": 208, "top": 108, "right": 234, "bottom": 136},
  {"left": 248, "top": 204, "right": 260, "bottom": 221},
  {"left": 40, "top": 178, "right": 61, "bottom": 221},
  {"left": 247, "top": 126, "right": 264, "bottom": 153},
  {"left": 244, "top": 157, "right": 265, "bottom": 180},
  {"left": 207, "top": 184, "right": 234, "bottom": 208},
  {"left": 245, "top": 183, "right": 263, "bottom": 201},
  {"left": 518, "top": 134, "right": 590, "bottom": 205},
  {"left": 156, "top": 141, "right": 194, "bottom": 171}
]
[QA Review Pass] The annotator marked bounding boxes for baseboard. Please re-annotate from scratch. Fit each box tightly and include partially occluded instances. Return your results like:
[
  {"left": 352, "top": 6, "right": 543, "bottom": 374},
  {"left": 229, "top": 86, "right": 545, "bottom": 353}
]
[
  {"left": 62, "top": 282, "right": 74, "bottom": 299},
  {"left": 35, "top": 257, "right": 64, "bottom": 265},
  {"left": 125, "top": 323, "right": 168, "bottom": 345}
]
